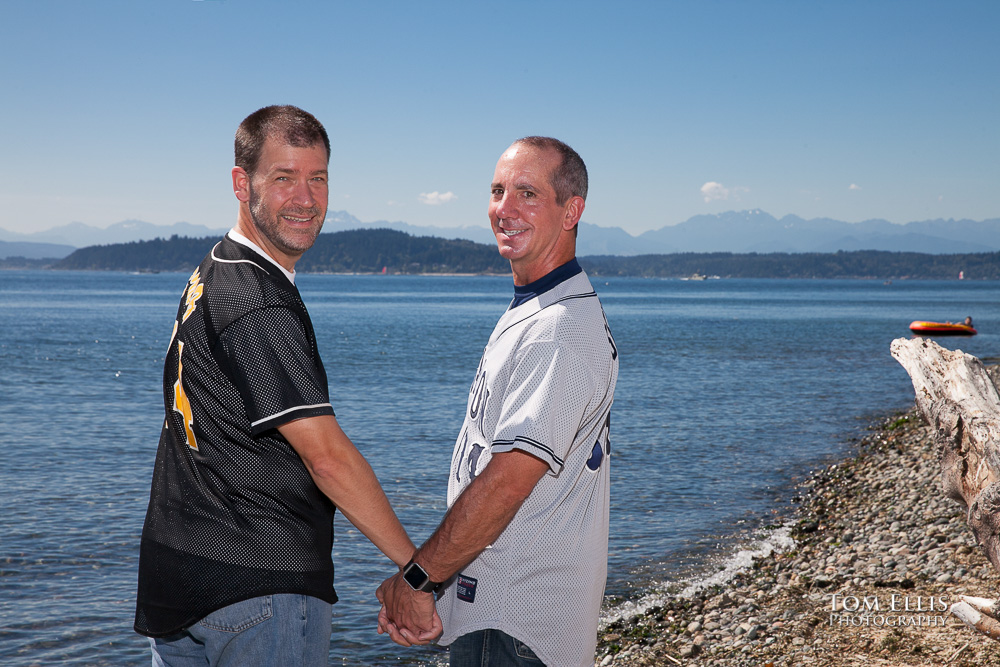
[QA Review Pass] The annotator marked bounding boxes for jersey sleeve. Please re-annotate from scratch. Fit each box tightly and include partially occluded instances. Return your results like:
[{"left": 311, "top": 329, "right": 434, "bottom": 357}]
[
  {"left": 490, "top": 340, "right": 594, "bottom": 474},
  {"left": 218, "top": 306, "right": 334, "bottom": 435}
]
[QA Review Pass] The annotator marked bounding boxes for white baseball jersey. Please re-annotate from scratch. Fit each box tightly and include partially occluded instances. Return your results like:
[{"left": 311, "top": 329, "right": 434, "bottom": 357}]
[{"left": 436, "top": 266, "right": 618, "bottom": 667}]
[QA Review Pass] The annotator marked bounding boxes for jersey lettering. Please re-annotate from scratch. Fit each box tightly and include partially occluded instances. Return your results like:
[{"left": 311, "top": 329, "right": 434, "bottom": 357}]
[
  {"left": 453, "top": 428, "right": 485, "bottom": 483},
  {"left": 585, "top": 412, "right": 612, "bottom": 471},
  {"left": 172, "top": 341, "right": 199, "bottom": 451},
  {"left": 603, "top": 311, "right": 618, "bottom": 361},
  {"left": 604, "top": 412, "right": 612, "bottom": 455},
  {"left": 585, "top": 440, "right": 603, "bottom": 470},
  {"left": 454, "top": 428, "right": 469, "bottom": 482},
  {"left": 456, "top": 358, "right": 491, "bottom": 483},
  {"left": 469, "top": 363, "right": 489, "bottom": 427},
  {"left": 167, "top": 320, "right": 179, "bottom": 352},
  {"left": 466, "top": 443, "right": 485, "bottom": 481},
  {"left": 182, "top": 269, "right": 204, "bottom": 323}
]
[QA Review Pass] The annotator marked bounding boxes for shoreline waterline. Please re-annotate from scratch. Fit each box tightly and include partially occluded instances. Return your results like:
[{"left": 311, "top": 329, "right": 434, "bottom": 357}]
[{"left": 595, "top": 408, "right": 1000, "bottom": 666}]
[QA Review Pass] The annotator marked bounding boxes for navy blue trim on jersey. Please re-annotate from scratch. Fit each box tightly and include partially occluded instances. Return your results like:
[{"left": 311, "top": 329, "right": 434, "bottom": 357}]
[
  {"left": 510, "top": 258, "right": 583, "bottom": 309},
  {"left": 493, "top": 436, "right": 565, "bottom": 469},
  {"left": 496, "top": 290, "right": 598, "bottom": 343}
]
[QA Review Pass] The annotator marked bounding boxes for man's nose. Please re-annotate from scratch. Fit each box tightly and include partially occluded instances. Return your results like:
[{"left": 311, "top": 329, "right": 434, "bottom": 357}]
[
  {"left": 493, "top": 192, "right": 515, "bottom": 219},
  {"left": 292, "top": 181, "right": 317, "bottom": 207}
]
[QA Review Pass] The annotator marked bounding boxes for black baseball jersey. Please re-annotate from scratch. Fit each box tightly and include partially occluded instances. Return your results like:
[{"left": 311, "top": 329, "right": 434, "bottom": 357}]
[{"left": 135, "top": 233, "right": 337, "bottom": 638}]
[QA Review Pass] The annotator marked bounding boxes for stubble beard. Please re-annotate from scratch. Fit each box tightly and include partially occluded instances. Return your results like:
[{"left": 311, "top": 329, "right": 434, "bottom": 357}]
[{"left": 248, "top": 185, "right": 324, "bottom": 256}]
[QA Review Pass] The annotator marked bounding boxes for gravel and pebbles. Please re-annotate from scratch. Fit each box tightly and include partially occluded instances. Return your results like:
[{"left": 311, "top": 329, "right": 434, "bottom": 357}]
[{"left": 595, "top": 408, "right": 1000, "bottom": 666}]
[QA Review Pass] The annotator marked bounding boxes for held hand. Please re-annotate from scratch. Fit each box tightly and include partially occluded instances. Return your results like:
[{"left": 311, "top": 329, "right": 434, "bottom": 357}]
[
  {"left": 375, "top": 572, "right": 442, "bottom": 646},
  {"left": 375, "top": 584, "right": 409, "bottom": 647},
  {"left": 376, "top": 601, "right": 412, "bottom": 647}
]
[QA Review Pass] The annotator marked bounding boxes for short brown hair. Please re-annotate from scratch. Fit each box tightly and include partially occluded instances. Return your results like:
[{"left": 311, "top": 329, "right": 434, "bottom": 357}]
[
  {"left": 235, "top": 105, "right": 330, "bottom": 178},
  {"left": 513, "top": 136, "right": 588, "bottom": 205}
]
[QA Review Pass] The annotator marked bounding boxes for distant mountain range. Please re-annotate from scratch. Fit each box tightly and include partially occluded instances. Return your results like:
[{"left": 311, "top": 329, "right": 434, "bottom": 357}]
[{"left": 2, "top": 209, "right": 999, "bottom": 259}]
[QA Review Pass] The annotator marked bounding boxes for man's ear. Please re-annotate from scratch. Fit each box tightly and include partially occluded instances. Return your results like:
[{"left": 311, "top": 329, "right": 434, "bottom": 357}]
[
  {"left": 563, "top": 196, "right": 585, "bottom": 231},
  {"left": 232, "top": 167, "right": 250, "bottom": 203}
]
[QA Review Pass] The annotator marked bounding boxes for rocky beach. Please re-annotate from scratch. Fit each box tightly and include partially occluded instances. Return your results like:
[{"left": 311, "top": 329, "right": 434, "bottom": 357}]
[{"left": 595, "top": 408, "right": 1000, "bottom": 666}]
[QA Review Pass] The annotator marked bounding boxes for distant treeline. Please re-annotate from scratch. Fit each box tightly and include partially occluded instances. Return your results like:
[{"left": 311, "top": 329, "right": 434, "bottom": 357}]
[
  {"left": 16, "top": 228, "right": 1000, "bottom": 279},
  {"left": 580, "top": 250, "right": 1000, "bottom": 280},
  {"left": 49, "top": 229, "right": 510, "bottom": 275}
]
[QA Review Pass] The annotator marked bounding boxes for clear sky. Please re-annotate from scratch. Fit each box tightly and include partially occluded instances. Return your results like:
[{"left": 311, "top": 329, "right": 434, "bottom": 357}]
[{"left": 2, "top": 0, "right": 997, "bottom": 236}]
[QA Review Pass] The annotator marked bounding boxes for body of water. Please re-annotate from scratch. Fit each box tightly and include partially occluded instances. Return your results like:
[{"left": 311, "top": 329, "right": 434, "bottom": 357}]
[{"left": 2, "top": 270, "right": 998, "bottom": 665}]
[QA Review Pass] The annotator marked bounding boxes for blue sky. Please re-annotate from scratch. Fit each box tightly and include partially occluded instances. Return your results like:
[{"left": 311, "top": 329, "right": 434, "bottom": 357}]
[{"left": 2, "top": 0, "right": 997, "bottom": 236}]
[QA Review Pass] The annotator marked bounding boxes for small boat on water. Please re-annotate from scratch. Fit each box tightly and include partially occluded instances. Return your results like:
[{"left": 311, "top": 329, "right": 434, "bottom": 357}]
[{"left": 909, "top": 320, "right": 977, "bottom": 336}]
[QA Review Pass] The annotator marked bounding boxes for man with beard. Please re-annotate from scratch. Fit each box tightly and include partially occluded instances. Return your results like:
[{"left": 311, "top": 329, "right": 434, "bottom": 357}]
[{"left": 134, "top": 105, "right": 439, "bottom": 665}]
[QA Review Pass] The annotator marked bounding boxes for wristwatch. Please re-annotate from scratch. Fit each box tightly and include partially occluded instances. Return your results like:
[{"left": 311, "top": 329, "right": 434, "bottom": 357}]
[{"left": 402, "top": 559, "right": 441, "bottom": 593}]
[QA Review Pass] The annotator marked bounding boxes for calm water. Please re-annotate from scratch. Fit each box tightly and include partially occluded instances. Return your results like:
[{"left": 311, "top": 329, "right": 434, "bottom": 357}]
[{"left": 2, "top": 270, "right": 998, "bottom": 665}]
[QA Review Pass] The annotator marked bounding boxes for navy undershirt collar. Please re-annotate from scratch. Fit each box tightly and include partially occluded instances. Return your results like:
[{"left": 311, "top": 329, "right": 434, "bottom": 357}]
[{"left": 510, "top": 258, "right": 583, "bottom": 309}]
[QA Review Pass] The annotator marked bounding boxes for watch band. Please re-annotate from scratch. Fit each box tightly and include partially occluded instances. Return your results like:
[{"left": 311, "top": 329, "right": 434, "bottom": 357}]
[{"left": 402, "top": 559, "right": 441, "bottom": 593}]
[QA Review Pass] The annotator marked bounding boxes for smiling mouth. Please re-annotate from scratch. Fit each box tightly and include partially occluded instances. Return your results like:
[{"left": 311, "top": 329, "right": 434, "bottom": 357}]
[{"left": 281, "top": 211, "right": 317, "bottom": 224}]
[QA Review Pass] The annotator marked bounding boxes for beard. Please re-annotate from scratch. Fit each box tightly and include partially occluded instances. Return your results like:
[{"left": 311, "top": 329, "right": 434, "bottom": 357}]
[{"left": 248, "top": 185, "right": 324, "bottom": 256}]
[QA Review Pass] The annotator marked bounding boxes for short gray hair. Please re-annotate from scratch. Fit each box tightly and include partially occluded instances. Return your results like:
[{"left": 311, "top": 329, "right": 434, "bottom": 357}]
[{"left": 513, "top": 136, "right": 588, "bottom": 205}]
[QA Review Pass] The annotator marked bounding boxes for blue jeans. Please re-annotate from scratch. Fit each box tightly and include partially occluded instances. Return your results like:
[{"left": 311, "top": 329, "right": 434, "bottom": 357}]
[
  {"left": 449, "top": 629, "right": 544, "bottom": 666},
  {"left": 149, "top": 594, "right": 332, "bottom": 667}
]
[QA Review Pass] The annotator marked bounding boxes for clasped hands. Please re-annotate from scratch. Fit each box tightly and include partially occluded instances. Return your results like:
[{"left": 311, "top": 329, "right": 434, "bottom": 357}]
[{"left": 375, "top": 571, "right": 443, "bottom": 646}]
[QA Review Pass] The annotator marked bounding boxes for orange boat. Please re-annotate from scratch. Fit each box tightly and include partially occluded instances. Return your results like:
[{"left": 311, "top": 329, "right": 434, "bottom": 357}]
[{"left": 909, "top": 321, "right": 977, "bottom": 336}]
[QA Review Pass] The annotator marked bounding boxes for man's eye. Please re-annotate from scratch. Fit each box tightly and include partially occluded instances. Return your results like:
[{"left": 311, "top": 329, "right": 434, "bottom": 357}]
[
  {"left": 523, "top": 191, "right": 535, "bottom": 198},
  {"left": 491, "top": 189, "right": 503, "bottom": 197}
]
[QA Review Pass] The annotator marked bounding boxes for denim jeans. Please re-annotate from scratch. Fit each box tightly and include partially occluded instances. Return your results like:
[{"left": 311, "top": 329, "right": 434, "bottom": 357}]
[
  {"left": 449, "top": 629, "right": 545, "bottom": 666},
  {"left": 149, "top": 594, "right": 332, "bottom": 667}
]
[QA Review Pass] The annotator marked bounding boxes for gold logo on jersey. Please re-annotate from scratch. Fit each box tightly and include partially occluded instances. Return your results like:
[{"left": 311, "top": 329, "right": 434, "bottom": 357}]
[
  {"left": 172, "top": 341, "right": 199, "bottom": 451},
  {"left": 182, "top": 269, "right": 204, "bottom": 323}
]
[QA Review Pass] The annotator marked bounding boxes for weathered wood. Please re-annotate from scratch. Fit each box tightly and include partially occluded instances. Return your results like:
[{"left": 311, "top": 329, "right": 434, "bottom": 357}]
[
  {"left": 890, "top": 337, "right": 1000, "bottom": 571},
  {"left": 891, "top": 338, "right": 1000, "bottom": 642},
  {"left": 951, "top": 599, "right": 1000, "bottom": 641}
]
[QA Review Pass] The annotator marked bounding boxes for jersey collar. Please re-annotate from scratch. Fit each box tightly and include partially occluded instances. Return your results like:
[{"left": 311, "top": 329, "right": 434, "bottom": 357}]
[
  {"left": 227, "top": 229, "right": 297, "bottom": 284},
  {"left": 510, "top": 258, "right": 582, "bottom": 309}
]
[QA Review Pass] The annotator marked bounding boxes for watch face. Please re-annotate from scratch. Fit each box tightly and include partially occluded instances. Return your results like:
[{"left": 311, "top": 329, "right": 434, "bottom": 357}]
[{"left": 404, "top": 563, "right": 429, "bottom": 589}]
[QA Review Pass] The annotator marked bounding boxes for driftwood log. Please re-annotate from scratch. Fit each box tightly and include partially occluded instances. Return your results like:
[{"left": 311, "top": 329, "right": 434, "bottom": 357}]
[
  {"left": 890, "top": 337, "right": 1000, "bottom": 640},
  {"left": 890, "top": 337, "right": 1000, "bottom": 567}
]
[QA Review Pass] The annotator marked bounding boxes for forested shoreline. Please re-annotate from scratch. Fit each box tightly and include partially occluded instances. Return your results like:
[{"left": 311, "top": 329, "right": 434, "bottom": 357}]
[{"left": 3, "top": 228, "right": 999, "bottom": 279}]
